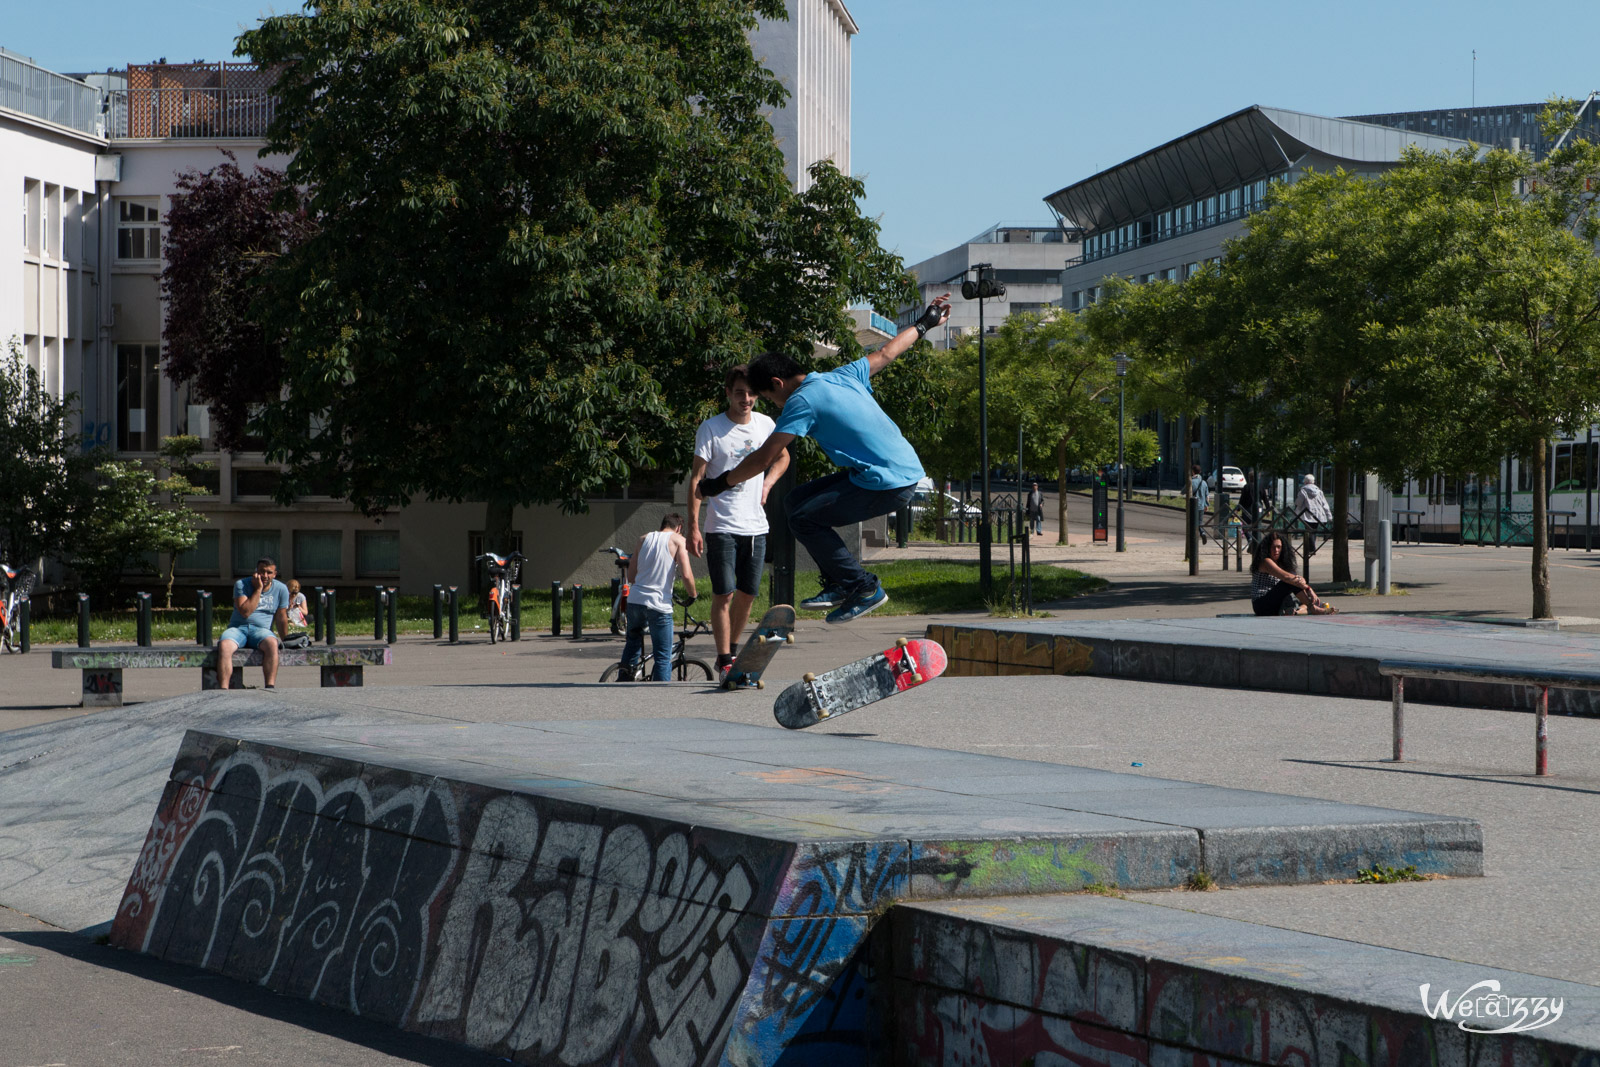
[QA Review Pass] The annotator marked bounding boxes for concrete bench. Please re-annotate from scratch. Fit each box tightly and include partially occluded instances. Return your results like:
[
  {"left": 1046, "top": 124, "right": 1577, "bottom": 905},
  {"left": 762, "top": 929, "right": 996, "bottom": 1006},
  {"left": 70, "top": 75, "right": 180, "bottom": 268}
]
[
  {"left": 1380, "top": 659, "right": 1600, "bottom": 776},
  {"left": 50, "top": 645, "right": 392, "bottom": 707}
]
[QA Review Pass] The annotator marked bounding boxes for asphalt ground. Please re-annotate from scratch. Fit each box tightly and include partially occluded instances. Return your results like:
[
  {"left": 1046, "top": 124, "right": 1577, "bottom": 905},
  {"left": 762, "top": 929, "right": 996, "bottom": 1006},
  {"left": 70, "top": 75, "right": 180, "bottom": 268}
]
[{"left": 4, "top": 523, "right": 1600, "bottom": 1062}]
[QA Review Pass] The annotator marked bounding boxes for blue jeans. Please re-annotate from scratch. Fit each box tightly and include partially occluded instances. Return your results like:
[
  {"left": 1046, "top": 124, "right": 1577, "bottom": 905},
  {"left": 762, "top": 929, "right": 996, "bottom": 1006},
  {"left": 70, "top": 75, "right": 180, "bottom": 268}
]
[
  {"left": 787, "top": 471, "right": 917, "bottom": 596},
  {"left": 620, "top": 603, "right": 673, "bottom": 681}
]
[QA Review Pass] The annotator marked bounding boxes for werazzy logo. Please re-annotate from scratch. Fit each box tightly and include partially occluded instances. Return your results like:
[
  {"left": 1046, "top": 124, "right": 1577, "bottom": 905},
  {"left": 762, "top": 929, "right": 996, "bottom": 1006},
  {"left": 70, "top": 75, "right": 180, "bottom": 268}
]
[{"left": 1420, "top": 980, "right": 1564, "bottom": 1034}]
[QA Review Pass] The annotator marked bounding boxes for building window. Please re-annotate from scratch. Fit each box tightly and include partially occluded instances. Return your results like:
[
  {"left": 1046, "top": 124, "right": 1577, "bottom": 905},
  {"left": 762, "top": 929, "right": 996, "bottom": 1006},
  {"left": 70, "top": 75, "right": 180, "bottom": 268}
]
[
  {"left": 234, "top": 469, "right": 283, "bottom": 499},
  {"left": 116, "top": 343, "right": 161, "bottom": 452},
  {"left": 116, "top": 199, "right": 161, "bottom": 261},
  {"left": 231, "top": 530, "right": 282, "bottom": 579},
  {"left": 356, "top": 531, "right": 400, "bottom": 577},
  {"left": 294, "top": 530, "right": 343, "bottom": 577},
  {"left": 176, "top": 530, "right": 220, "bottom": 575}
]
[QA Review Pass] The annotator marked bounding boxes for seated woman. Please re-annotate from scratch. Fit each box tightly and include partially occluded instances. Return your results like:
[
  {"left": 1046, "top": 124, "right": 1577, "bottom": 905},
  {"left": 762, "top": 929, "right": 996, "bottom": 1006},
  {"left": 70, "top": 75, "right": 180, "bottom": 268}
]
[{"left": 1249, "top": 531, "right": 1337, "bottom": 616}]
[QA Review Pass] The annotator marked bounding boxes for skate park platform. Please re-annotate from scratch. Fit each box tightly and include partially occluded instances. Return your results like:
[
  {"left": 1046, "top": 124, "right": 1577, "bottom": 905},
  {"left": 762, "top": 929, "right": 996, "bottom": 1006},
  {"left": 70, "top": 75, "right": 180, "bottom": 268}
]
[
  {"left": 102, "top": 716, "right": 1480, "bottom": 1064},
  {"left": 933, "top": 613, "right": 1600, "bottom": 713},
  {"left": 5, "top": 679, "right": 1597, "bottom": 1064}
]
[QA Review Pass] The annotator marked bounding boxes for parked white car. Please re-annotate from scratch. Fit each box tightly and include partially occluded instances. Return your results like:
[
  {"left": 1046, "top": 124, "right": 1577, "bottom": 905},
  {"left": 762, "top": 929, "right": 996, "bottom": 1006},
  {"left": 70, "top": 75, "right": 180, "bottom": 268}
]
[
  {"left": 910, "top": 489, "right": 983, "bottom": 520},
  {"left": 1208, "top": 466, "right": 1246, "bottom": 492}
]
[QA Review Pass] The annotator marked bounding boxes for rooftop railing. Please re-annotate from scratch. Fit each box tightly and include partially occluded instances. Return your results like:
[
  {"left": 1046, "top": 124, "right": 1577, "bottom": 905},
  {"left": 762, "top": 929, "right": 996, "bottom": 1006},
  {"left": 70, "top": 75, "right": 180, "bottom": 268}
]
[
  {"left": 0, "top": 48, "right": 104, "bottom": 138},
  {"left": 111, "top": 62, "right": 275, "bottom": 139}
]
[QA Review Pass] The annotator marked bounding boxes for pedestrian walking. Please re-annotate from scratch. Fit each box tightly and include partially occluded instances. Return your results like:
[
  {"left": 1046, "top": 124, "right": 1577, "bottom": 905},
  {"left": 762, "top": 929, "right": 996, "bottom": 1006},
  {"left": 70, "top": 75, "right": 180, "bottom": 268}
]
[
  {"left": 1027, "top": 481, "right": 1044, "bottom": 536},
  {"left": 1190, "top": 464, "right": 1210, "bottom": 544}
]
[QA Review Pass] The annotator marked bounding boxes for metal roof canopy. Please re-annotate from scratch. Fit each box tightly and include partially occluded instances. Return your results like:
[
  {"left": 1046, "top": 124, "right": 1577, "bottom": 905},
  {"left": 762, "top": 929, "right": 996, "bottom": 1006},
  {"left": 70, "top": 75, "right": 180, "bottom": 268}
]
[{"left": 1044, "top": 105, "right": 1474, "bottom": 233}]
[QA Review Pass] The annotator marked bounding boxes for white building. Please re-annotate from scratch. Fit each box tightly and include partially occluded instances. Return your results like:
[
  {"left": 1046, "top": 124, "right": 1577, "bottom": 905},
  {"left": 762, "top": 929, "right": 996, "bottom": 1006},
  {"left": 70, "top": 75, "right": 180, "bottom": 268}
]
[
  {"left": 749, "top": 0, "right": 855, "bottom": 190},
  {"left": 3, "top": 21, "right": 857, "bottom": 595},
  {"left": 898, "top": 222, "right": 1079, "bottom": 346}
]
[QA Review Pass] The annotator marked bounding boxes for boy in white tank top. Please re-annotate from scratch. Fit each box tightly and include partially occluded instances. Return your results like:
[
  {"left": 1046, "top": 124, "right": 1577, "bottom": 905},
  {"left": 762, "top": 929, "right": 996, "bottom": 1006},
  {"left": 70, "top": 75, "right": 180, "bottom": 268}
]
[{"left": 619, "top": 513, "right": 697, "bottom": 681}]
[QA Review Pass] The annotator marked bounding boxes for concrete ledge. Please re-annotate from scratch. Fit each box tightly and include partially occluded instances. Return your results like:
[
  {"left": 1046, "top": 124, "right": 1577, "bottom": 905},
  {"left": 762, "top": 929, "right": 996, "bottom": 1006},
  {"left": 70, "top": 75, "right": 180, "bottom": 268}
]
[
  {"left": 108, "top": 718, "right": 1481, "bottom": 1065},
  {"left": 932, "top": 616, "right": 1600, "bottom": 714},
  {"left": 889, "top": 894, "right": 1600, "bottom": 1065}
]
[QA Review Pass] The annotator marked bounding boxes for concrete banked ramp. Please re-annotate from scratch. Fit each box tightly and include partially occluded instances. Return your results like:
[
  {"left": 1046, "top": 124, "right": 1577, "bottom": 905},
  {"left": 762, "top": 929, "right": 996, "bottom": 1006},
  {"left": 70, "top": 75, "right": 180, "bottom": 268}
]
[{"left": 109, "top": 716, "right": 1481, "bottom": 1065}]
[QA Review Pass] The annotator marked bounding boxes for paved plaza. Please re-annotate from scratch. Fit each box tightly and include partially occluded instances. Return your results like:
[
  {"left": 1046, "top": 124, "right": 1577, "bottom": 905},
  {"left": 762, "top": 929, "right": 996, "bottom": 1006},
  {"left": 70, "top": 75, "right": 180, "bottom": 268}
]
[{"left": 3, "top": 525, "right": 1600, "bottom": 1062}]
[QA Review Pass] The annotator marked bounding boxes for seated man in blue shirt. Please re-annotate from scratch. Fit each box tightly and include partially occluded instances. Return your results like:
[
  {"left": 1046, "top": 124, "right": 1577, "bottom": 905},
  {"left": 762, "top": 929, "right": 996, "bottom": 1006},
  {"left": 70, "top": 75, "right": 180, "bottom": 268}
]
[
  {"left": 218, "top": 556, "right": 290, "bottom": 690},
  {"left": 698, "top": 296, "right": 951, "bottom": 623}
]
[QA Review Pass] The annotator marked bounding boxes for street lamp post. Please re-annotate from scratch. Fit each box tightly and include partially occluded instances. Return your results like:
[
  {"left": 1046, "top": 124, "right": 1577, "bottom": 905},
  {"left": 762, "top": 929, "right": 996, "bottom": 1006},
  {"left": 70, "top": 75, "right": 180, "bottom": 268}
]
[
  {"left": 964, "top": 263, "right": 1006, "bottom": 595},
  {"left": 1114, "top": 353, "right": 1132, "bottom": 552}
]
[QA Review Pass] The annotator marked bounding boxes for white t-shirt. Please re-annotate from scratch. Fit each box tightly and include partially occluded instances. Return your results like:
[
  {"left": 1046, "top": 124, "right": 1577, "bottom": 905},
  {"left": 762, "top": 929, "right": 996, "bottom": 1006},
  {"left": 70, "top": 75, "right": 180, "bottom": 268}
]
[{"left": 693, "top": 411, "right": 775, "bottom": 535}]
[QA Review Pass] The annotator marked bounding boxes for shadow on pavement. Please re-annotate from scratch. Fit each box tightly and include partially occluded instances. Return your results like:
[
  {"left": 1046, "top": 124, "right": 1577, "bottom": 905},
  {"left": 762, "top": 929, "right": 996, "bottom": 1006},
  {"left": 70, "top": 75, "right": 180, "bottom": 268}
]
[
  {"left": 4, "top": 928, "right": 504, "bottom": 1065},
  {"left": 1288, "top": 758, "right": 1600, "bottom": 796}
]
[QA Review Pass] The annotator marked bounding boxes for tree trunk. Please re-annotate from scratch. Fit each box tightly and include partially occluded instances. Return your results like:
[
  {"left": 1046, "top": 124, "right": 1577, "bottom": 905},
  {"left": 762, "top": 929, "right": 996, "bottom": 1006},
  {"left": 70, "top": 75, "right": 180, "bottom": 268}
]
[
  {"left": 1331, "top": 461, "right": 1351, "bottom": 583},
  {"left": 165, "top": 559, "right": 177, "bottom": 610},
  {"left": 1533, "top": 438, "right": 1552, "bottom": 619},
  {"left": 484, "top": 497, "right": 515, "bottom": 555},
  {"left": 1056, "top": 438, "right": 1069, "bottom": 546}
]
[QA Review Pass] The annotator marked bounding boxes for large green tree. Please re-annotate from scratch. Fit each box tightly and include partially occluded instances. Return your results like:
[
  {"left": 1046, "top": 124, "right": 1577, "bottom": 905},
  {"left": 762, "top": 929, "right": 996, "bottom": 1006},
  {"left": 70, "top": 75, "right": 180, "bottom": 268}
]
[
  {"left": 925, "top": 314, "right": 1153, "bottom": 543},
  {"left": 231, "top": 0, "right": 913, "bottom": 550},
  {"left": 1389, "top": 122, "right": 1600, "bottom": 618}
]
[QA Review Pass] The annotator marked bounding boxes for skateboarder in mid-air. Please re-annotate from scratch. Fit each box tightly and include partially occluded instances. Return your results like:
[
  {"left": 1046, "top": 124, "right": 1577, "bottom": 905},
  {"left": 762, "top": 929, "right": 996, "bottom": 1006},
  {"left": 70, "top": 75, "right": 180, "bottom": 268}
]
[{"left": 698, "top": 296, "right": 952, "bottom": 623}]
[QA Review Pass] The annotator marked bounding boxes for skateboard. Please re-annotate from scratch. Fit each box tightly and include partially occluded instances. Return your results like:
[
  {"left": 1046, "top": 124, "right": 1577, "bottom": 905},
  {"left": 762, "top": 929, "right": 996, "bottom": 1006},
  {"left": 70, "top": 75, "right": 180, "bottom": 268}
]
[
  {"left": 773, "top": 638, "right": 947, "bottom": 729},
  {"left": 723, "top": 605, "right": 796, "bottom": 690}
]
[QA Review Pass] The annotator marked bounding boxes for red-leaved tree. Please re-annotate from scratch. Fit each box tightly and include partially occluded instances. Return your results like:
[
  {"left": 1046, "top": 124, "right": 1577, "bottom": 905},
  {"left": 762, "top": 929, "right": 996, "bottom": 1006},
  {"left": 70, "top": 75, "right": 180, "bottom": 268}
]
[{"left": 161, "top": 152, "right": 316, "bottom": 451}]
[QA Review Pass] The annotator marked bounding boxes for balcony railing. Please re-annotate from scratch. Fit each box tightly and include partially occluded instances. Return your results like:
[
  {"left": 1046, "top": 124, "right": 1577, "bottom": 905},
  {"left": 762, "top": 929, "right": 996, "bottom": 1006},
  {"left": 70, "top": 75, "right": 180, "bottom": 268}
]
[
  {"left": 109, "top": 86, "right": 276, "bottom": 138},
  {"left": 111, "top": 62, "right": 276, "bottom": 139},
  {"left": 0, "top": 48, "right": 103, "bottom": 137}
]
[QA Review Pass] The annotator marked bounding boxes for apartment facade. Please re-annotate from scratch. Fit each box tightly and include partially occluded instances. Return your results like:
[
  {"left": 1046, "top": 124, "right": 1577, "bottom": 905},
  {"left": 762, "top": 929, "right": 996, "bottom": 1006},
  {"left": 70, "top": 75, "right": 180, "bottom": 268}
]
[{"left": 3, "top": 15, "right": 858, "bottom": 595}]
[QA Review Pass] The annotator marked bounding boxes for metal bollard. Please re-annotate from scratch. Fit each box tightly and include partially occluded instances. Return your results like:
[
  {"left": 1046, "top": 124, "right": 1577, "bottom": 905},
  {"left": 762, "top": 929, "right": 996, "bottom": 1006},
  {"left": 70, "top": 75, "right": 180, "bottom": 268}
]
[
  {"left": 1186, "top": 498, "right": 1198, "bottom": 576},
  {"left": 551, "top": 581, "right": 563, "bottom": 636},
  {"left": 136, "top": 592, "right": 152, "bottom": 647},
  {"left": 387, "top": 586, "right": 398, "bottom": 644},
  {"left": 448, "top": 585, "right": 459, "bottom": 644},
  {"left": 433, "top": 584, "right": 444, "bottom": 640},
  {"left": 510, "top": 584, "right": 521, "bottom": 641},
  {"left": 326, "top": 589, "right": 338, "bottom": 645},
  {"left": 313, "top": 587, "right": 324, "bottom": 641},
  {"left": 571, "top": 584, "right": 584, "bottom": 639},
  {"left": 1379, "top": 519, "right": 1392, "bottom": 595},
  {"left": 896, "top": 507, "right": 911, "bottom": 549},
  {"left": 77, "top": 593, "right": 91, "bottom": 647},
  {"left": 197, "top": 589, "right": 214, "bottom": 645},
  {"left": 18, "top": 597, "right": 28, "bottom": 654},
  {"left": 374, "top": 585, "right": 386, "bottom": 641}
]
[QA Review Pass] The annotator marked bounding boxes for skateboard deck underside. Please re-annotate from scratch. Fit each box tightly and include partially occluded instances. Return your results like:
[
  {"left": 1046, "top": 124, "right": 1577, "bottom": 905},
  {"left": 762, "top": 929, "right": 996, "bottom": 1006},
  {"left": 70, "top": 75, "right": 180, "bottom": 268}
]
[
  {"left": 774, "top": 639, "right": 946, "bottom": 729},
  {"left": 725, "top": 605, "right": 796, "bottom": 689}
]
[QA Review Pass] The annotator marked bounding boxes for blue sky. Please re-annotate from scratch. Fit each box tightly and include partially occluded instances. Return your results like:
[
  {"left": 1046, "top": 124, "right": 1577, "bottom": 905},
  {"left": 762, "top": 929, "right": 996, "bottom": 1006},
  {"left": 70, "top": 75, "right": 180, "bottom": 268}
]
[{"left": 9, "top": 0, "right": 1600, "bottom": 265}]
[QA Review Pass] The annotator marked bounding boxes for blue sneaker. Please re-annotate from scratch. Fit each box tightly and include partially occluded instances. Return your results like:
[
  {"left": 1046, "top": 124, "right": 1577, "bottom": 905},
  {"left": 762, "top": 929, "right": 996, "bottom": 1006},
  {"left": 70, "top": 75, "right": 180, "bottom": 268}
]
[
  {"left": 825, "top": 584, "right": 888, "bottom": 624},
  {"left": 800, "top": 583, "right": 847, "bottom": 611}
]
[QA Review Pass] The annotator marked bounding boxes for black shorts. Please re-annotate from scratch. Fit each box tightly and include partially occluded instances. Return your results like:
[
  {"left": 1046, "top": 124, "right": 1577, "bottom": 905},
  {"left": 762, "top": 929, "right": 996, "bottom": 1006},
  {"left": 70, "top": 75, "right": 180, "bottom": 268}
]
[
  {"left": 705, "top": 532, "right": 766, "bottom": 597},
  {"left": 1252, "top": 581, "right": 1296, "bottom": 616}
]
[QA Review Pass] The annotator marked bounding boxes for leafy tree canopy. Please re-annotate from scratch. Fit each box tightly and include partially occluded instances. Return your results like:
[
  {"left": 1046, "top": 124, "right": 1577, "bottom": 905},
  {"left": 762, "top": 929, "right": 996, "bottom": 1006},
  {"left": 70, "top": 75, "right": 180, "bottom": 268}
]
[{"left": 215, "top": 0, "right": 913, "bottom": 542}]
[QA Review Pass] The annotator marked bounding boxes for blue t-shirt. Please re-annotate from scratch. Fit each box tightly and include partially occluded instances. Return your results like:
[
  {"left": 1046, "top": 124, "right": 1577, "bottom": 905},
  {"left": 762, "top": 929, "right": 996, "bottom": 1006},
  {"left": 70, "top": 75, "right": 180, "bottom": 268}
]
[
  {"left": 229, "top": 577, "right": 290, "bottom": 630},
  {"left": 772, "top": 358, "right": 924, "bottom": 491}
]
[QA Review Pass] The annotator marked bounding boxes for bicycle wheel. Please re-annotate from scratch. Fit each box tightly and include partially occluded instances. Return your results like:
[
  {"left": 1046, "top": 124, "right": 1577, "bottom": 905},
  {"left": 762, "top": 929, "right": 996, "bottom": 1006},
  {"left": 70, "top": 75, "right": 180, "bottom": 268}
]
[
  {"left": 674, "top": 657, "right": 715, "bottom": 682},
  {"left": 600, "top": 655, "right": 654, "bottom": 683}
]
